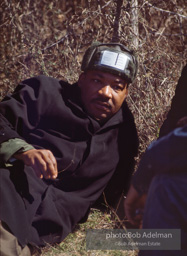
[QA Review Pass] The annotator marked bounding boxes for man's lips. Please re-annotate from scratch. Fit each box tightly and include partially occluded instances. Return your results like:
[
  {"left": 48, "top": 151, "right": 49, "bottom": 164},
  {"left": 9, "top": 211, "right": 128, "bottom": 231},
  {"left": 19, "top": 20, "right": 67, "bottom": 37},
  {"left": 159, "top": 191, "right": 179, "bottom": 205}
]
[{"left": 92, "top": 99, "right": 112, "bottom": 112}]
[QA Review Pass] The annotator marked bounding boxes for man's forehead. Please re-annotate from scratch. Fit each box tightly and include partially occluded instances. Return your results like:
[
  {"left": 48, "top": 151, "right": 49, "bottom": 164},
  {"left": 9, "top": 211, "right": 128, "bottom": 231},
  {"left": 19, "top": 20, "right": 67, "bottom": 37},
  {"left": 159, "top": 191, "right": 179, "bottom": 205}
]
[{"left": 86, "top": 70, "right": 126, "bottom": 83}]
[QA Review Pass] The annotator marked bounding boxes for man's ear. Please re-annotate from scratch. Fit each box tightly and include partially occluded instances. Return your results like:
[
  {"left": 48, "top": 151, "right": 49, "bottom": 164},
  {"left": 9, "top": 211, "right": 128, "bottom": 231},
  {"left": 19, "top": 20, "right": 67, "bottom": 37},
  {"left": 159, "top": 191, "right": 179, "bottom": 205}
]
[
  {"left": 78, "top": 73, "right": 86, "bottom": 87},
  {"left": 124, "top": 85, "right": 129, "bottom": 99}
]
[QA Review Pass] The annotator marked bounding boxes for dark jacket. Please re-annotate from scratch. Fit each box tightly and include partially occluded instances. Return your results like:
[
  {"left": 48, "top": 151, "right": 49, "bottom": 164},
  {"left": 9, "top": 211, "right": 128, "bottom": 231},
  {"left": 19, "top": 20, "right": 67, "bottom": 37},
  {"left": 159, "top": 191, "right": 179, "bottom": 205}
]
[
  {"left": 159, "top": 64, "right": 187, "bottom": 137},
  {"left": 133, "top": 64, "right": 187, "bottom": 195},
  {"left": 0, "top": 75, "right": 138, "bottom": 246},
  {"left": 133, "top": 125, "right": 187, "bottom": 194}
]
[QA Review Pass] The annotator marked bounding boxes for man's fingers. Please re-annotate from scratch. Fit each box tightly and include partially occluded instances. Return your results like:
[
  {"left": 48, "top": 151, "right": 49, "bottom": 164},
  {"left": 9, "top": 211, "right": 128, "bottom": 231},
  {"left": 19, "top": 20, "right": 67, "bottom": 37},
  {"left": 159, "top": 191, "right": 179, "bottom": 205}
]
[
  {"left": 14, "top": 148, "right": 58, "bottom": 180},
  {"left": 124, "top": 184, "right": 146, "bottom": 227},
  {"left": 48, "top": 151, "right": 58, "bottom": 178},
  {"left": 34, "top": 166, "right": 44, "bottom": 179},
  {"left": 41, "top": 150, "right": 58, "bottom": 179},
  {"left": 125, "top": 204, "right": 137, "bottom": 225},
  {"left": 125, "top": 206, "right": 142, "bottom": 226}
]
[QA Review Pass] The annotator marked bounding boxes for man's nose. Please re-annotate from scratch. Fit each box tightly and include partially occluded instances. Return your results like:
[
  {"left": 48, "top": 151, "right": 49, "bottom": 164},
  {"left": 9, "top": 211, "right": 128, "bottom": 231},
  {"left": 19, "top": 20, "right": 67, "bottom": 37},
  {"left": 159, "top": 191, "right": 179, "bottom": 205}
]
[{"left": 98, "top": 85, "right": 112, "bottom": 99}]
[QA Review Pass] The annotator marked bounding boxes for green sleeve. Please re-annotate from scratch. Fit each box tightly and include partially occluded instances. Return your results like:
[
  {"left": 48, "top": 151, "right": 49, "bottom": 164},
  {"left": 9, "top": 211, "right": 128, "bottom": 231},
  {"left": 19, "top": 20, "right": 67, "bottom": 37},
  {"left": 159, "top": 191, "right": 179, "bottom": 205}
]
[{"left": 0, "top": 138, "right": 34, "bottom": 163}]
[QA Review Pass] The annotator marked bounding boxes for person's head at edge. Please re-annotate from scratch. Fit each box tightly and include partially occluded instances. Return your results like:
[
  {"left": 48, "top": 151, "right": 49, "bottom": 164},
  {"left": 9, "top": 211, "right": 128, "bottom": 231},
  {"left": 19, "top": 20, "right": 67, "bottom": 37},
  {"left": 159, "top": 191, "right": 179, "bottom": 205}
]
[{"left": 78, "top": 42, "right": 138, "bottom": 123}]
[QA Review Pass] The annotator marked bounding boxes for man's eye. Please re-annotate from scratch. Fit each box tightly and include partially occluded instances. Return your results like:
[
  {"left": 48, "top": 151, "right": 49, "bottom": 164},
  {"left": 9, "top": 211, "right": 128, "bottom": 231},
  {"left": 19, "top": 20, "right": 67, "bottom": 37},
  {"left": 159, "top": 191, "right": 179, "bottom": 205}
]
[
  {"left": 92, "top": 79, "right": 101, "bottom": 83},
  {"left": 113, "top": 85, "right": 123, "bottom": 91}
]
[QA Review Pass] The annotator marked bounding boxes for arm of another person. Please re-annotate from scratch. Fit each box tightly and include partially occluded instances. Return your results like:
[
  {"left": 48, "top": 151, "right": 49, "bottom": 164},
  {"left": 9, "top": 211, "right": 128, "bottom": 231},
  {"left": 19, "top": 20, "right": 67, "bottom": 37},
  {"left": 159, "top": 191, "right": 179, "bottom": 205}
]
[{"left": 125, "top": 124, "right": 187, "bottom": 226}]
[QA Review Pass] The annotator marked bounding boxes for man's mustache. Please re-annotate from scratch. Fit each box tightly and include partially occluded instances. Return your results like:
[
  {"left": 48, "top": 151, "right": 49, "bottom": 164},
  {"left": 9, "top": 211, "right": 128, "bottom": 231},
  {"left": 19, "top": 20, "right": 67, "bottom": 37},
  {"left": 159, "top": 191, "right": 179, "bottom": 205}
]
[{"left": 92, "top": 98, "right": 112, "bottom": 109}]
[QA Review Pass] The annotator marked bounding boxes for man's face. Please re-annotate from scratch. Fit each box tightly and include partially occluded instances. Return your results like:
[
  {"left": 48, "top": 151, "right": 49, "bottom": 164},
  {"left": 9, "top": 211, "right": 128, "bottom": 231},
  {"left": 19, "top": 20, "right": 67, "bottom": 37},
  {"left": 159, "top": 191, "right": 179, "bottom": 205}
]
[{"left": 78, "top": 70, "right": 128, "bottom": 123}]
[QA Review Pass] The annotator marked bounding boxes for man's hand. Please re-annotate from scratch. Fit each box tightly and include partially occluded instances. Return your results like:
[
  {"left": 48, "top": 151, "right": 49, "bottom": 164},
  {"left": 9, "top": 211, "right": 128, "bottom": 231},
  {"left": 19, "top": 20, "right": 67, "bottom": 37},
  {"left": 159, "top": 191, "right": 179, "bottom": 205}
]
[
  {"left": 14, "top": 149, "right": 58, "bottom": 180},
  {"left": 176, "top": 116, "right": 187, "bottom": 127},
  {"left": 124, "top": 184, "right": 147, "bottom": 227}
]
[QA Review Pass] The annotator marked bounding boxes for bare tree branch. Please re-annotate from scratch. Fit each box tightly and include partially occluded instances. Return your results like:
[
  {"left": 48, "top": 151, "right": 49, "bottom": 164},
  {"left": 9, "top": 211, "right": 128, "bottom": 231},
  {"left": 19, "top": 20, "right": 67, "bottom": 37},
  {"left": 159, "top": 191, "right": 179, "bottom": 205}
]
[
  {"left": 145, "top": 1, "right": 187, "bottom": 19},
  {"left": 130, "top": 0, "right": 139, "bottom": 49},
  {"left": 112, "top": 0, "right": 123, "bottom": 42}
]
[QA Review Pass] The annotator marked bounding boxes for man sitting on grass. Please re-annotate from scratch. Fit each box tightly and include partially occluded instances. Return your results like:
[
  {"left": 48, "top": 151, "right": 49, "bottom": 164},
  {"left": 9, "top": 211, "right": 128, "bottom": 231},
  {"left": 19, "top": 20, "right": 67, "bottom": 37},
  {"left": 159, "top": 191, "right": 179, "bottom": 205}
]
[{"left": 0, "top": 42, "right": 138, "bottom": 255}]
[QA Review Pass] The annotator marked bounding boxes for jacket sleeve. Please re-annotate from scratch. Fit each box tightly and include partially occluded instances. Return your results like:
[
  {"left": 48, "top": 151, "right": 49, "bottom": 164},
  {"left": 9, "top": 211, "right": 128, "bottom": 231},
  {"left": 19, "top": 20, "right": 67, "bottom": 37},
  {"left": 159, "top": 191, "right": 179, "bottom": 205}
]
[
  {"left": 0, "top": 138, "right": 34, "bottom": 163},
  {"left": 132, "top": 125, "right": 187, "bottom": 194},
  {"left": 0, "top": 113, "right": 23, "bottom": 144}
]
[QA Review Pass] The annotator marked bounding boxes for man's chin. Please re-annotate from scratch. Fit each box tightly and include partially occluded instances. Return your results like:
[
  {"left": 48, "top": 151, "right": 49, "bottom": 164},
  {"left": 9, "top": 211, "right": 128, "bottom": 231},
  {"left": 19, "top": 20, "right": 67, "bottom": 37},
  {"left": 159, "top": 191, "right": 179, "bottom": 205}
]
[
  {"left": 87, "top": 107, "right": 112, "bottom": 123},
  {"left": 93, "top": 113, "right": 111, "bottom": 124}
]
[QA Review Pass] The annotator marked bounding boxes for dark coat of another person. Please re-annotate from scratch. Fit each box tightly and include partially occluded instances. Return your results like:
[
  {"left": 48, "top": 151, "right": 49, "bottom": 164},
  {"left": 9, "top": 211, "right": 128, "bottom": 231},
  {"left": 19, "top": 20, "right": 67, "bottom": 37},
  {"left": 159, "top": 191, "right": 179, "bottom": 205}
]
[{"left": 159, "top": 64, "right": 187, "bottom": 137}]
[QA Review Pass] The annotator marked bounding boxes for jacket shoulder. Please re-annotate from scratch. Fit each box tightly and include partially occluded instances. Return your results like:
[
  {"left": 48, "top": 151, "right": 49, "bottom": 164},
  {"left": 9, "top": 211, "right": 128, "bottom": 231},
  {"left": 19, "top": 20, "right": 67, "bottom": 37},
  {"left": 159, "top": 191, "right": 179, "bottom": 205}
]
[
  {"left": 13, "top": 75, "right": 71, "bottom": 98},
  {"left": 19, "top": 75, "right": 60, "bottom": 89}
]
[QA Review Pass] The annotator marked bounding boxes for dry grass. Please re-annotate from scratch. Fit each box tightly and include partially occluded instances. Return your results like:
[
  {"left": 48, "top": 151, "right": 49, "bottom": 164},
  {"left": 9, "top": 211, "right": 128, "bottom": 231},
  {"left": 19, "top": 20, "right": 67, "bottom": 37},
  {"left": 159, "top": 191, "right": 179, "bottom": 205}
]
[
  {"left": 34, "top": 208, "right": 138, "bottom": 256},
  {"left": 0, "top": 0, "right": 187, "bottom": 255}
]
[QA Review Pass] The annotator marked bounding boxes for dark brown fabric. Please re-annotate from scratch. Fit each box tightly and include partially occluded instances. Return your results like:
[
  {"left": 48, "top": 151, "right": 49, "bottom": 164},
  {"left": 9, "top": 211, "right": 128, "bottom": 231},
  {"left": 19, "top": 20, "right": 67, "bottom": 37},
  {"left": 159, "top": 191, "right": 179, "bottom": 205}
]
[{"left": 0, "top": 75, "right": 138, "bottom": 247}]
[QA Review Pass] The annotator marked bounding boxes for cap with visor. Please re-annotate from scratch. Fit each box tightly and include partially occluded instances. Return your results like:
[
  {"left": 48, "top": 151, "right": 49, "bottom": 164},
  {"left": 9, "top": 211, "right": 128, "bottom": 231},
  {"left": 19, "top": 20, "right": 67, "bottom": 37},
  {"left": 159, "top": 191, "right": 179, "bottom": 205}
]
[{"left": 81, "top": 42, "right": 138, "bottom": 83}]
